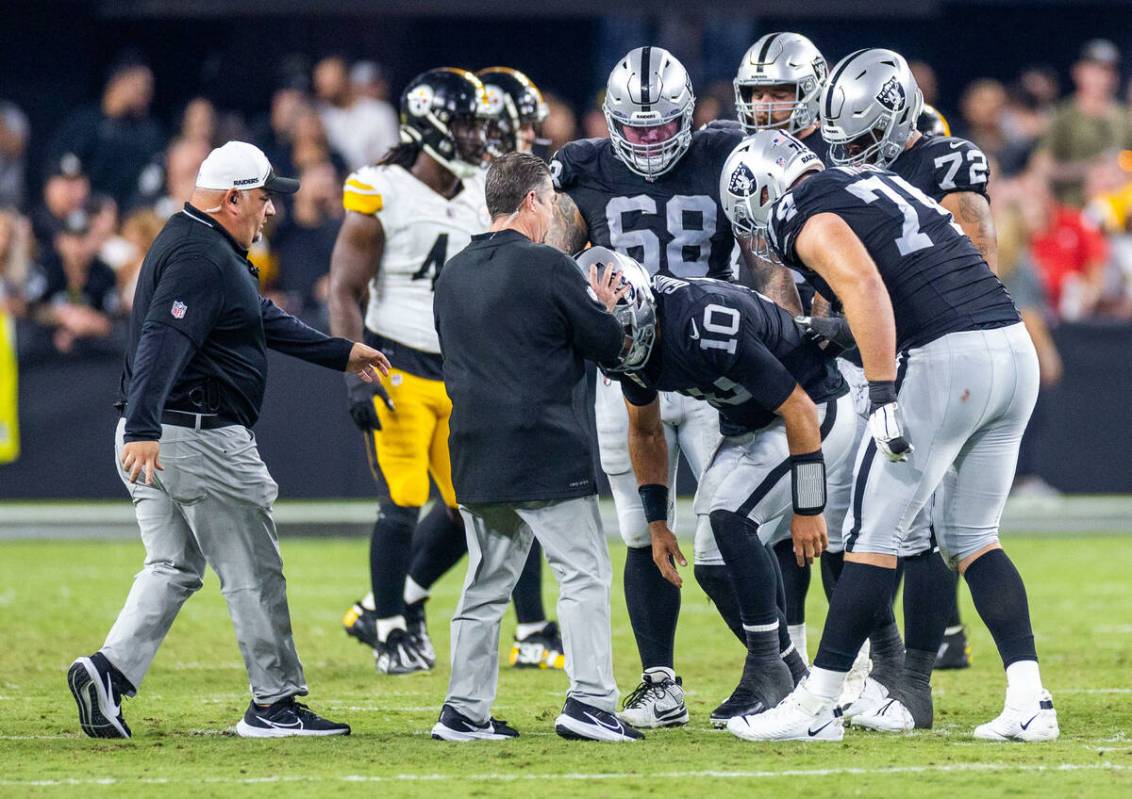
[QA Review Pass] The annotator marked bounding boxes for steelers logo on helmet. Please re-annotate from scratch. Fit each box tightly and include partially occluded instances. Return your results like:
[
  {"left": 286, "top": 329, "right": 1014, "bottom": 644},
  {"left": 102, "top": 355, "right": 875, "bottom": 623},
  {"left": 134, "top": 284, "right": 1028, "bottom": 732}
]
[
  {"left": 728, "top": 162, "right": 757, "bottom": 197},
  {"left": 482, "top": 84, "right": 506, "bottom": 116},
  {"left": 875, "top": 76, "right": 907, "bottom": 112},
  {"left": 407, "top": 85, "right": 435, "bottom": 117}
]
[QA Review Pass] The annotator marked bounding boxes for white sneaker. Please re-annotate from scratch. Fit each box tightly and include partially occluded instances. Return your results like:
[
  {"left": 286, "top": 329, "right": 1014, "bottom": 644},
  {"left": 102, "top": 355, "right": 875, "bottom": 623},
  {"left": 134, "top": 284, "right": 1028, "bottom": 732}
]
[
  {"left": 727, "top": 683, "right": 844, "bottom": 742},
  {"left": 837, "top": 648, "right": 873, "bottom": 709},
  {"left": 974, "top": 690, "right": 1059, "bottom": 742},
  {"left": 840, "top": 676, "right": 889, "bottom": 721},
  {"left": 851, "top": 697, "right": 914, "bottom": 732},
  {"left": 618, "top": 668, "right": 689, "bottom": 728}
]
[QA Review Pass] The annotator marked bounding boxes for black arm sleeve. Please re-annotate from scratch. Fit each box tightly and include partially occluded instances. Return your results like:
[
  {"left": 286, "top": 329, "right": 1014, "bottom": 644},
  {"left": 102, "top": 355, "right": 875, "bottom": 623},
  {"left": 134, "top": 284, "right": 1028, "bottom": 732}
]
[
  {"left": 123, "top": 324, "right": 198, "bottom": 441},
  {"left": 553, "top": 255, "right": 624, "bottom": 364},
  {"left": 261, "top": 297, "right": 353, "bottom": 371},
  {"left": 619, "top": 376, "right": 658, "bottom": 407}
]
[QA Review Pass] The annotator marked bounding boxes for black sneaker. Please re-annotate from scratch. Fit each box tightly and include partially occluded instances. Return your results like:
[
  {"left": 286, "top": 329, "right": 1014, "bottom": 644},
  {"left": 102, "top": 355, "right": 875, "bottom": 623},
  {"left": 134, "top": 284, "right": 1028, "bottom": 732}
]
[
  {"left": 555, "top": 697, "right": 644, "bottom": 742},
  {"left": 509, "top": 620, "right": 566, "bottom": 670},
  {"left": 376, "top": 628, "right": 432, "bottom": 675},
  {"left": 342, "top": 599, "right": 378, "bottom": 649},
  {"left": 405, "top": 600, "right": 436, "bottom": 668},
  {"left": 67, "top": 653, "right": 132, "bottom": 739},
  {"left": 935, "top": 626, "right": 972, "bottom": 670},
  {"left": 431, "top": 704, "right": 520, "bottom": 741},
  {"left": 235, "top": 698, "right": 351, "bottom": 737}
]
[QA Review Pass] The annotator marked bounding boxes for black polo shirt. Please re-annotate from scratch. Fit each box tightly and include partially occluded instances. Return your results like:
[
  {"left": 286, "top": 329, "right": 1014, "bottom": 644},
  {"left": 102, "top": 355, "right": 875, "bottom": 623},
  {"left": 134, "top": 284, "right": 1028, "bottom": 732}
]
[
  {"left": 120, "top": 203, "right": 353, "bottom": 441},
  {"left": 435, "top": 229, "right": 624, "bottom": 504}
]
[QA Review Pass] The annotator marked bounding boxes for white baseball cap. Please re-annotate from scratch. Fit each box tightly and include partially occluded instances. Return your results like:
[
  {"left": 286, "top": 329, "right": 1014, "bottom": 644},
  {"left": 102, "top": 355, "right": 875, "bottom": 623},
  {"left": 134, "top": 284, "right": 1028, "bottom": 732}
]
[{"left": 195, "top": 141, "right": 300, "bottom": 194}]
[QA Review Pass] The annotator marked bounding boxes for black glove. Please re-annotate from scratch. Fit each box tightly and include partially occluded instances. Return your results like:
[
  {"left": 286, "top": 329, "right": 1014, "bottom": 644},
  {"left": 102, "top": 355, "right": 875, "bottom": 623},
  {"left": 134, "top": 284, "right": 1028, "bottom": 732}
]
[
  {"left": 795, "top": 314, "right": 856, "bottom": 353},
  {"left": 345, "top": 372, "right": 394, "bottom": 432}
]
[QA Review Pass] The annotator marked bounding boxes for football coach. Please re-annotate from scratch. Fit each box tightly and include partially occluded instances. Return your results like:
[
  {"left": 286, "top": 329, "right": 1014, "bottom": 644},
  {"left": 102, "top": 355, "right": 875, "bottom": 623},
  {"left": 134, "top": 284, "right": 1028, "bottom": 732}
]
[
  {"left": 67, "top": 141, "right": 390, "bottom": 739},
  {"left": 430, "top": 152, "right": 641, "bottom": 742}
]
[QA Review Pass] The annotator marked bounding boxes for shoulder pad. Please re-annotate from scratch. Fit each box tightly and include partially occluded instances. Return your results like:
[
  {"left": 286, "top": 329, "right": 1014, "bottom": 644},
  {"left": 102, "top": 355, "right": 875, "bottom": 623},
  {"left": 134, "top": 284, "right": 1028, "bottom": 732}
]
[
  {"left": 549, "top": 138, "right": 606, "bottom": 191},
  {"left": 922, "top": 136, "right": 990, "bottom": 195},
  {"left": 343, "top": 166, "right": 386, "bottom": 215}
]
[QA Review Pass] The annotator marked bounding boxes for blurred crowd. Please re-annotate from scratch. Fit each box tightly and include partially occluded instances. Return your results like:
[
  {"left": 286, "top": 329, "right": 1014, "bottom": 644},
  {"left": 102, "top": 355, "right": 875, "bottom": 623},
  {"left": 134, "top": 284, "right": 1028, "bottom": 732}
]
[{"left": 3, "top": 40, "right": 1132, "bottom": 365}]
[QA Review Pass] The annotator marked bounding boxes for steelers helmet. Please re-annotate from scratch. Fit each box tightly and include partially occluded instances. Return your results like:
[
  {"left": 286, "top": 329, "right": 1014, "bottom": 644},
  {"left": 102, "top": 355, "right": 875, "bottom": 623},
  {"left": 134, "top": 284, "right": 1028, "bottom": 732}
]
[
  {"left": 399, "top": 68, "right": 491, "bottom": 179},
  {"left": 477, "top": 67, "right": 549, "bottom": 156},
  {"left": 917, "top": 104, "right": 952, "bottom": 137}
]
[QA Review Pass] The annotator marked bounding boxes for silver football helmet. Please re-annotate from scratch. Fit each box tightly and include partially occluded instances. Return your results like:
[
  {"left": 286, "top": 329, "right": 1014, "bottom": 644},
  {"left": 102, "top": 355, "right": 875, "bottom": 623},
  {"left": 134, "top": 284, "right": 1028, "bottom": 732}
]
[
  {"left": 576, "top": 246, "right": 656, "bottom": 372},
  {"left": 820, "top": 48, "right": 923, "bottom": 168},
  {"left": 734, "top": 32, "right": 827, "bottom": 134},
  {"left": 603, "top": 47, "right": 695, "bottom": 180},
  {"left": 719, "top": 131, "right": 824, "bottom": 246}
]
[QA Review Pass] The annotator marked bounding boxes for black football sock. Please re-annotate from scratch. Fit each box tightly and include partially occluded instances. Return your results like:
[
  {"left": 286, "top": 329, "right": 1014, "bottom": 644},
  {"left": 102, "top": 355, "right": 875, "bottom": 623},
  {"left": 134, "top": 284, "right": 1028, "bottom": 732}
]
[
  {"left": 820, "top": 550, "right": 844, "bottom": 601},
  {"left": 693, "top": 564, "right": 746, "bottom": 645},
  {"left": 782, "top": 640, "right": 810, "bottom": 685},
  {"left": 511, "top": 540, "right": 547, "bottom": 624},
  {"left": 370, "top": 502, "right": 419, "bottom": 620},
  {"left": 814, "top": 562, "right": 899, "bottom": 673},
  {"left": 765, "top": 551, "right": 797, "bottom": 654},
  {"left": 868, "top": 613, "right": 905, "bottom": 693},
  {"left": 709, "top": 511, "right": 781, "bottom": 637},
  {"left": 902, "top": 549, "right": 954, "bottom": 656},
  {"left": 624, "top": 545, "right": 681, "bottom": 670},
  {"left": 896, "top": 648, "right": 936, "bottom": 728},
  {"left": 963, "top": 548, "right": 1037, "bottom": 667},
  {"left": 946, "top": 567, "right": 963, "bottom": 629},
  {"left": 773, "top": 538, "right": 811, "bottom": 625},
  {"left": 406, "top": 503, "right": 467, "bottom": 591}
]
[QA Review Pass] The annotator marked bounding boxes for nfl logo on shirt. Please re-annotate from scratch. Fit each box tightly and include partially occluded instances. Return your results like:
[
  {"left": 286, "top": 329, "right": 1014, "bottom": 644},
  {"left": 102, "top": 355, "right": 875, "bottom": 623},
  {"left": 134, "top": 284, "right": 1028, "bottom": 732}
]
[{"left": 171, "top": 300, "right": 187, "bottom": 319}]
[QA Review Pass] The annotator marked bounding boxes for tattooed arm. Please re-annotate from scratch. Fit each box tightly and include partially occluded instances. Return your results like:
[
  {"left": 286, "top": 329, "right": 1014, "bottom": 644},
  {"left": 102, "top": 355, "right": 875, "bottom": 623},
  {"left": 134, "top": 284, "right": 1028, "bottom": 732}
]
[
  {"left": 941, "top": 191, "right": 998, "bottom": 274},
  {"left": 545, "top": 192, "right": 590, "bottom": 255},
  {"left": 737, "top": 235, "right": 803, "bottom": 316}
]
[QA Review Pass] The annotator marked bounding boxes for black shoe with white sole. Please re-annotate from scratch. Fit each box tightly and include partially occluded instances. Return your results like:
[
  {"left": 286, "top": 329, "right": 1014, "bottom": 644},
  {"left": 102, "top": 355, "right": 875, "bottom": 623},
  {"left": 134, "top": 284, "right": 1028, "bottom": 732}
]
[
  {"left": 68, "top": 653, "right": 133, "bottom": 739},
  {"left": 235, "top": 698, "right": 351, "bottom": 737},
  {"left": 376, "top": 628, "right": 432, "bottom": 675},
  {"left": 555, "top": 697, "right": 644, "bottom": 742},
  {"left": 431, "top": 704, "right": 520, "bottom": 741}
]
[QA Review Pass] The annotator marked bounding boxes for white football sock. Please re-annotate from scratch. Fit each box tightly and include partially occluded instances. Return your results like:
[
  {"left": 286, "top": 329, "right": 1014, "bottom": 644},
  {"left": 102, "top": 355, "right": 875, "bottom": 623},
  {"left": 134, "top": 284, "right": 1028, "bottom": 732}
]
[
  {"left": 788, "top": 623, "right": 809, "bottom": 664},
  {"left": 515, "top": 620, "right": 549, "bottom": 640},
  {"left": 1005, "top": 660, "right": 1043, "bottom": 706},
  {"left": 807, "top": 666, "right": 847, "bottom": 703},
  {"left": 376, "top": 615, "right": 407, "bottom": 643},
  {"left": 403, "top": 577, "right": 430, "bottom": 606},
  {"left": 360, "top": 592, "right": 376, "bottom": 612}
]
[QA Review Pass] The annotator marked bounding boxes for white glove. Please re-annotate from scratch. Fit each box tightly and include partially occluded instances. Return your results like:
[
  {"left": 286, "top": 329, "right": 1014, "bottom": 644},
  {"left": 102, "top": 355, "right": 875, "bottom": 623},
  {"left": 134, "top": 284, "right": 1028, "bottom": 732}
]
[{"left": 868, "top": 401, "right": 913, "bottom": 462}]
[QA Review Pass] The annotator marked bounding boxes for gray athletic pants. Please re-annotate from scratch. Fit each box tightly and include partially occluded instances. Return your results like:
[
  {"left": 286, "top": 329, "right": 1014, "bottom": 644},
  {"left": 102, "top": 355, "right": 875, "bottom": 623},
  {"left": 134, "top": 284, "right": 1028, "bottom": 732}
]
[
  {"left": 102, "top": 418, "right": 307, "bottom": 704},
  {"left": 445, "top": 494, "right": 617, "bottom": 723}
]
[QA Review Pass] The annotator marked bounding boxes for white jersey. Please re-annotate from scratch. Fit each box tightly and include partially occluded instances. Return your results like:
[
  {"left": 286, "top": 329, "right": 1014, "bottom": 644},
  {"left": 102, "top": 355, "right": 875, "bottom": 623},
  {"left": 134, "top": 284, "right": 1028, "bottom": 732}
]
[{"left": 343, "top": 164, "right": 490, "bottom": 354}]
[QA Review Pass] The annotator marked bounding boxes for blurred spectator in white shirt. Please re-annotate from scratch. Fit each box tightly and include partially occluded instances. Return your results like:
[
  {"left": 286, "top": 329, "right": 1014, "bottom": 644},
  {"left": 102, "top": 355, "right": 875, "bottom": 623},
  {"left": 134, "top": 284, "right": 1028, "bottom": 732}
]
[
  {"left": 0, "top": 101, "right": 29, "bottom": 210},
  {"left": 313, "top": 56, "right": 398, "bottom": 170}
]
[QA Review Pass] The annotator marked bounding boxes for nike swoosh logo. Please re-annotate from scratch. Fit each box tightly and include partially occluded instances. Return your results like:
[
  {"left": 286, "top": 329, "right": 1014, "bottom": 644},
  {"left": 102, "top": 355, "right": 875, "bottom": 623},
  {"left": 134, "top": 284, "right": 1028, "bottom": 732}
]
[
  {"left": 808, "top": 719, "right": 836, "bottom": 736},
  {"left": 255, "top": 715, "right": 302, "bottom": 729},
  {"left": 102, "top": 673, "right": 121, "bottom": 717},
  {"left": 949, "top": 140, "right": 963, "bottom": 149},
  {"left": 689, "top": 319, "right": 700, "bottom": 340},
  {"left": 1019, "top": 713, "right": 1040, "bottom": 730},
  {"left": 583, "top": 711, "right": 624, "bottom": 732}
]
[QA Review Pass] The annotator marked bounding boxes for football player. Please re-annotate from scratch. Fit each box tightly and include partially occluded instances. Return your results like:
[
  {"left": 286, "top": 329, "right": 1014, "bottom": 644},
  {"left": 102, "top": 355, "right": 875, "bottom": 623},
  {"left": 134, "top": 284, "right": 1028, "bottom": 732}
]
[
  {"left": 329, "top": 68, "right": 491, "bottom": 675},
  {"left": 394, "top": 66, "right": 566, "bottom": 671},
  {"left": 581, "top": 247, "right": 856, "bottom": 729},
  {"left": 723, "top": 130, "right": 1056, "bottom": 743},
  {"left": 547, "top": 46, "right": 788, "bottom": 727},
  {"left": 819, "top": 50, "right": 997, "bottom": 719}
]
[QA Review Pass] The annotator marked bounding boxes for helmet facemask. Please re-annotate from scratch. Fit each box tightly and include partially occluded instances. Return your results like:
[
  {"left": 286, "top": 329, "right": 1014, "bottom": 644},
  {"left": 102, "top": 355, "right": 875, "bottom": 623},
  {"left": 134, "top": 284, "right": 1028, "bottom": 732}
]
[
  {"left": 734, "top": 80, "right": 818, "bottom": 134},
  {"left": 605, "top": 106, "right": 693, "bottom": 179}
]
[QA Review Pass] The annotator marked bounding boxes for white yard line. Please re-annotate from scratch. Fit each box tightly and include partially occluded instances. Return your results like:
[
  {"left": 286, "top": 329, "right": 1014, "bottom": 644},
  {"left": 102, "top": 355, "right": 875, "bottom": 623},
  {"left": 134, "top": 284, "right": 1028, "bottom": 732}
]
[{"left": 0, "top": 762, "right": 1127, "bottom": 787}]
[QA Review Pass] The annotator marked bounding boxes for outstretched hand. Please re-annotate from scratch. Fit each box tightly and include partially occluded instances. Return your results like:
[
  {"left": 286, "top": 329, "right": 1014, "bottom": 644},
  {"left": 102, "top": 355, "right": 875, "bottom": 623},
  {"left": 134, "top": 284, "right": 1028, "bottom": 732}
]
[{"left": 588, "top": 264, "right": 631, "bottom": 312}]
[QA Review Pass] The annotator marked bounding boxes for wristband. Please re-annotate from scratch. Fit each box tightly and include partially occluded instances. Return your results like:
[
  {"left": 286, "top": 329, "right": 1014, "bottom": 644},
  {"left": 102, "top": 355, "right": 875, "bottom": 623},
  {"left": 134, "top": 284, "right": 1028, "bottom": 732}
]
[
  {"left": 790, "top": 450, "right": 826, "bottom": 516},
  {"left": 867, "top": 379, "right": 898, "bottom": 408},
  {"left": 638, "top": 483, "right": 669, "bottom": 524}
]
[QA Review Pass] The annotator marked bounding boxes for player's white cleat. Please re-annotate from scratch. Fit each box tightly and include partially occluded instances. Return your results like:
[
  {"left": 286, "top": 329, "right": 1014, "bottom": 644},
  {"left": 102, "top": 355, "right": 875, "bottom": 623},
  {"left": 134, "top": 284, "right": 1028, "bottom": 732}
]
[
  {"left": 974, "top": 690, "right": 1059, "bottom": 742},
  {"left": 727, "top": 681, "right": 844, "bottom": 742},
  {"left": 851, "top": 696, "right": 915, "bottom": 732},
  {"left": 618, "top": 668, "right": 689, "bottom": 728},
  {"left": 840, "top": 675, "right": 890, "bottom": 721}
]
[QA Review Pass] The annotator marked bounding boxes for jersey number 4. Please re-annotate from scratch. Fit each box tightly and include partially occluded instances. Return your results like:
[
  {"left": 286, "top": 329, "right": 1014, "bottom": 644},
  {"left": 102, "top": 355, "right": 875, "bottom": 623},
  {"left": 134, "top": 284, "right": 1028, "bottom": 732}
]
[
  {"left": 605, "top": 195, "right": 716, "bottom": 277},
  {"left": 412, "top": 233, "right": 448, "bottom": 289}
]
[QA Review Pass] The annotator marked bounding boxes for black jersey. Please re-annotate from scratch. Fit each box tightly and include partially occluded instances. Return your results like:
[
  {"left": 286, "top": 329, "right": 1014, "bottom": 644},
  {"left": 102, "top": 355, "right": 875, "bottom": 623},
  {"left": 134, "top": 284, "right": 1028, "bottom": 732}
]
[
  {"left": 550, "top": 126, "right": 743, "bottom": 279},
  {"left": 889, "top": 134, "right": 990, "bottom": 202},
  {"left": 618, "top": 275, "right": 846, "bottom": 435},
  {"left": 767, "top": 165, "right": 1019, "bottom": 351}
]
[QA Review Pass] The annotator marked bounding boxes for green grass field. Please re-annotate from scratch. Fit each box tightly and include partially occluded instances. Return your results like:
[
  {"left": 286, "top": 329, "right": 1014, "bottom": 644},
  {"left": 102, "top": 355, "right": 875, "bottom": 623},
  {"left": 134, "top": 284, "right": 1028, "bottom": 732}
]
[{"left": 1, "top": 533, "right": 1130, "bottom": 797}]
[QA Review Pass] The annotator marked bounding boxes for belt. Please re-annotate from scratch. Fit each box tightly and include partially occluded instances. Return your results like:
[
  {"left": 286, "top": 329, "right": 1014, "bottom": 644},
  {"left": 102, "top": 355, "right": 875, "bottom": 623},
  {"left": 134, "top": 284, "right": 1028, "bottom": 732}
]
[{"left": 161, "top": 409, "right": 239, "bottom": 430}]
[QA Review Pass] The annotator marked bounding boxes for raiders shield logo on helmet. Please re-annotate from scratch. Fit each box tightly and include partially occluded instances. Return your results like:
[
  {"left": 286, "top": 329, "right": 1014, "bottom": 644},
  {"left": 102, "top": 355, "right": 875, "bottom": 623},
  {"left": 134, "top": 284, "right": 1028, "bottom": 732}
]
[
  {"left": 728, "top": 163, "right": 757, "bottom": 197},
  {"left": 875, "top": 76, "right": 907, "bottom": 112}
]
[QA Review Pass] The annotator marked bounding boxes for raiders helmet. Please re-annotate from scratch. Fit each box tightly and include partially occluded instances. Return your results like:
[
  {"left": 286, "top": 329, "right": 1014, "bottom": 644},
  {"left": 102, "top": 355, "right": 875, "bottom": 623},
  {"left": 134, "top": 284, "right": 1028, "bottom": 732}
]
[
  {"left": 477, "top": 67, "right": 549, "bottom": 156},
  {"left": 399, "top": 68, "right": 491, "bottom": 179},
  {"left": 576, "top": 246, "right": 657, "bottom": 372},
  {"left": 820, "top": 48, "right": 923, "bottom": 168},
  {"left": 603, "top": 47, "right": 696, "bottom": 179},
  {"left": 734, "top": 32, "right": 828, "bottom": 134},
  {"left": 720, "top": 131, "right": 824, "bottom": 245}
]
